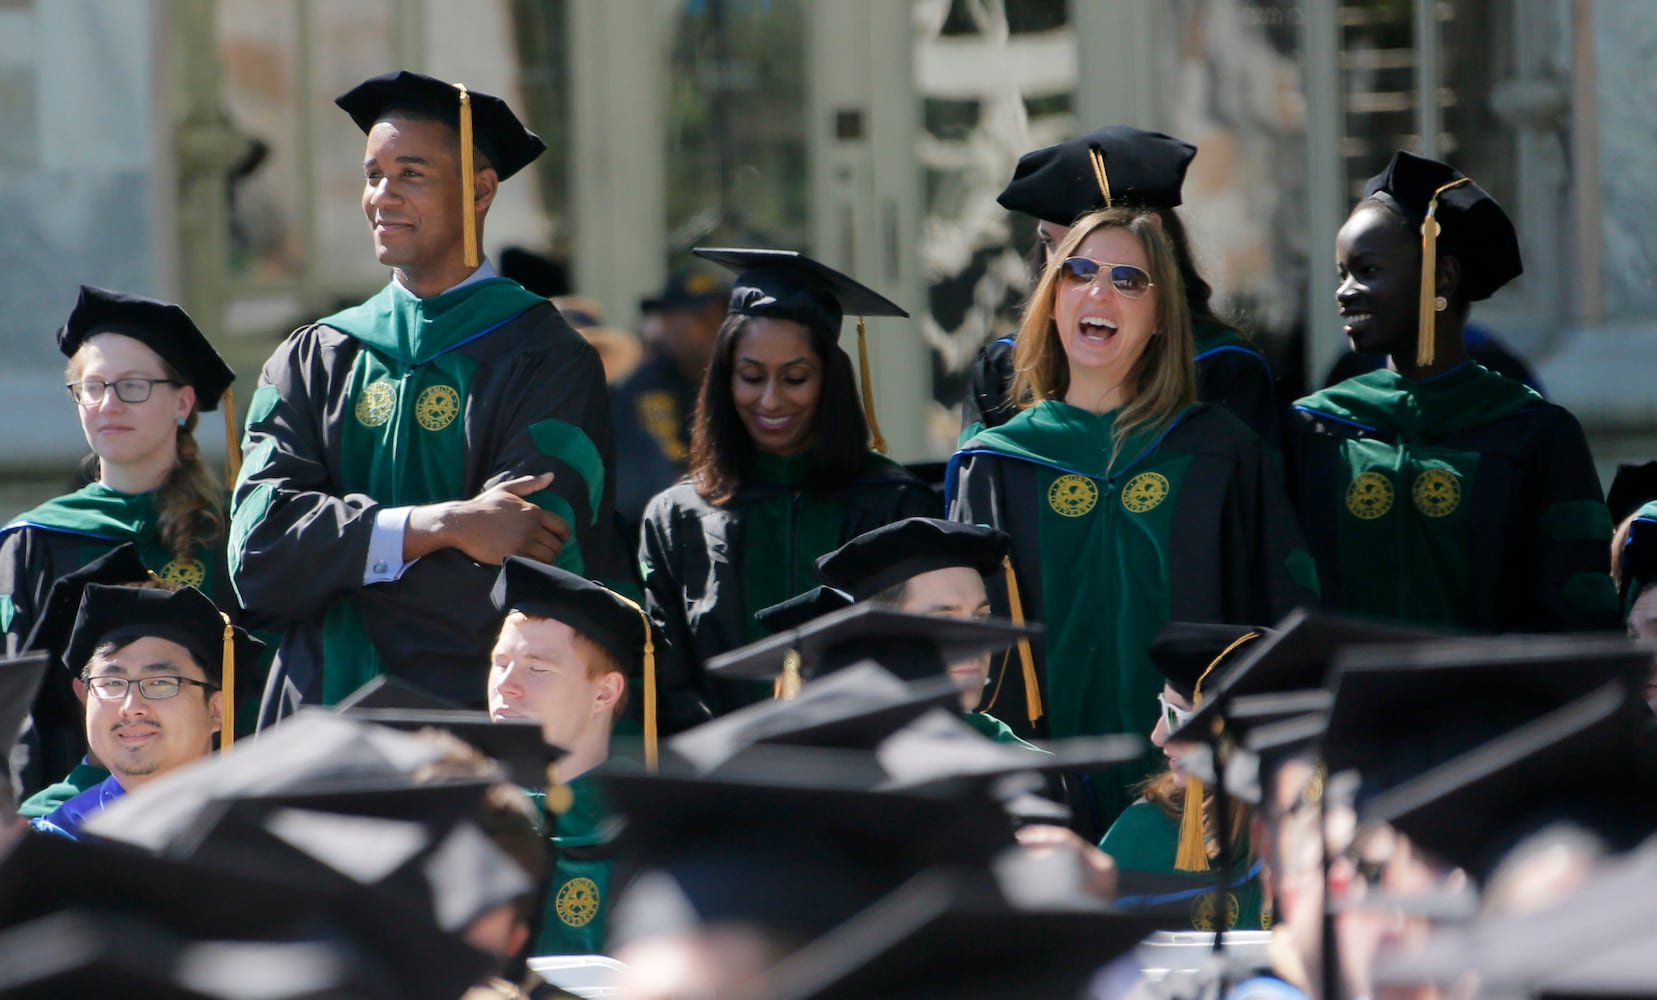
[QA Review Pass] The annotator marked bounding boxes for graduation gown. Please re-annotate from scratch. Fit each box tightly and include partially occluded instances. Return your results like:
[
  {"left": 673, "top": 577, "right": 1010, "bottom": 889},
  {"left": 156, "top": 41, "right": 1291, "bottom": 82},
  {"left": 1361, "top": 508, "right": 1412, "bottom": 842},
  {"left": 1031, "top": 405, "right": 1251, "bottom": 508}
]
[
  {"left": 530, "top": 776, "right": 614, "bottom": 957},
  {"left": 232, "top": 279, "right": 619, "bottom": 714},
  {"left": 1100, "top": 800, "right": 1270, "bottom": 931},
  {"left": 948, "top": 401, "right": 1319, "bottom": 828},
  {"left": 30, "top": 773, "right": 125, "bottom": 840},
  {"left": 0, "top": 484, "right": 236, "bottom": 787},
  {"left": 1285, "top": 361, "right": 1618, "bottom": 632},
  {"left": 17, "top": 757, "right": 109, "bottom": 819},
  {"left": 640, "top": 451, "right": 942, "bottom": 719},
  {"left": 960, "top": 322, "right": 1279, "bottom": 445},
  {"left": 609, "top": 354, "right": 698, "bottom": 547}
]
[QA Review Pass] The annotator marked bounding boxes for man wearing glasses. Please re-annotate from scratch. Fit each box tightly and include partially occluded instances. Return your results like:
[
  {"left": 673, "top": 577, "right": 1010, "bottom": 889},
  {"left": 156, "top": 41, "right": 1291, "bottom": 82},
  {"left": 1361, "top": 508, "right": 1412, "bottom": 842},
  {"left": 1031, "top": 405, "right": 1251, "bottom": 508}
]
[{"left": 31, "top": 583, "right": 260, "bottom": 840}]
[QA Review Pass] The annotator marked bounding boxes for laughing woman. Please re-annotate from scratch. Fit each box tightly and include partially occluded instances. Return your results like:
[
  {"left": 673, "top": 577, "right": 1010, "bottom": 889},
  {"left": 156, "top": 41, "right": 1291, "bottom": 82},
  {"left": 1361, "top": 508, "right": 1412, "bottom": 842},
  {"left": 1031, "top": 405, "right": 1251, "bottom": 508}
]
[
  {"left": 639, "top": 250, "right": 941, "bottom": 719},
  {"left": 1285, "top": 152, "right": 1617, "bottom": 632},
  {"left": 0, "top": 286, "right": 238, "bottom": 789},
  {"left": 949, "top": 209, "right": 1317, "bottom": 834}
]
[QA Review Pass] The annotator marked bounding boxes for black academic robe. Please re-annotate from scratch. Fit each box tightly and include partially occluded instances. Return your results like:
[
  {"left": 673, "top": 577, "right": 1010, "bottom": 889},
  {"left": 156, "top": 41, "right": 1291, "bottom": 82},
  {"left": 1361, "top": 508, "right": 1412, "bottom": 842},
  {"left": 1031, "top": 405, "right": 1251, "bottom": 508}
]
[
  {"left": 949, "top": 401, "right": 1319, "bottom": 831},
  {"left": 232, "top": 280, "right": 619, "bottom": 718},
  {"left": 640, "top": 452, "right": 941, "bottom": 720},
  {"left": 1285, "top": 361, "right": 1618, "bottom": 632}
]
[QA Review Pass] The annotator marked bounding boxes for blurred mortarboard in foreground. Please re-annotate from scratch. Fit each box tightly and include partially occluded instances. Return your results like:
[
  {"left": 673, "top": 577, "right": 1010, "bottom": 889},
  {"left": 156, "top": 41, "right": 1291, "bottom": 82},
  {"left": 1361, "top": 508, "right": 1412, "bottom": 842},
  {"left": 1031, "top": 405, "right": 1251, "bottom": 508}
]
[
  {"left": 753, "top": 585, "right": 852, "bottom": 635},
  {"left": 813, "top": 518, "right": 1010, "bottom": 602},
  {"left": 334, "top": 70, "right": 544, "bottom": 181},
  {"left": 1361, "top": 681, "right": 1657, "bottom": 882},
  {"left": 334, "top": 674, "right": 459, "bottom": 712},
  {"left": 1225, "top": 709, "right": 1331, "bottom": 806},
  {"left": 752, "top": 868, "right": 1165, "bottom": 1000},
  {"left": 1148, "top": 621, "right": 1271, "bottom": 704},
  {"left": 1321, "top": 633, "right": 1654, "bottom": 801},
  {"left": 57, "top": 286, "right": 236, "bottom": 412},
  {"left": 1609, "top": 461, "right": 1657, "bottom": 525},
  {"left": 338, "top": 706, "right": 562, "bottom": 789},
  {"left": 666, "top": 663, "right": 961, "bottom": 774},
  {"left": 23, "top": 542, "right": 158, "bottom": 671},
  {"left": 997, "top": 125, "right": 1198, "bottom": 223},
  {"left": 706, "top": 603, "right": 1037, "bottom": 688},
  {"left": 639, "top": 268, "right": 730, "bottom": 314},
  {"left": 693, "top": 246, "right": 906, "bottom": 452},
  {"left": 0, "top": 653, "right": 47, "bottom": 781},
  {"left": 1362, "top": 150, "right": 1522, "bottom": 365},
  {"left": 875, "top": 708, "right": 1141, "bottom": 793}
]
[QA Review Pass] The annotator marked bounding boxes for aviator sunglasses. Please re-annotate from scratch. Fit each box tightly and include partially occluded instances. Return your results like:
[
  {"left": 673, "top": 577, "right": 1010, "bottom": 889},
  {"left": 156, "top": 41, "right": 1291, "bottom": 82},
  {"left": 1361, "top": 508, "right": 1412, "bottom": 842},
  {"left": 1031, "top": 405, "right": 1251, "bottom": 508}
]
[{"left": 1059, "top": 256, "right": 1155, "bottom": 298}]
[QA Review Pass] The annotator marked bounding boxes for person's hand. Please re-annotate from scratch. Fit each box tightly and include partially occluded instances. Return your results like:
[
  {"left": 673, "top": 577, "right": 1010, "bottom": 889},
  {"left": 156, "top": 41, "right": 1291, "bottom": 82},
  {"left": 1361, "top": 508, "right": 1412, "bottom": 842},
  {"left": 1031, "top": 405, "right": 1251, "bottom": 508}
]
[
  {"left": 407, "top": 473, "right": 572, "bottom": 565},
  {"left": 1016, "top": 823, "right": 1119, "bottom": 899}
]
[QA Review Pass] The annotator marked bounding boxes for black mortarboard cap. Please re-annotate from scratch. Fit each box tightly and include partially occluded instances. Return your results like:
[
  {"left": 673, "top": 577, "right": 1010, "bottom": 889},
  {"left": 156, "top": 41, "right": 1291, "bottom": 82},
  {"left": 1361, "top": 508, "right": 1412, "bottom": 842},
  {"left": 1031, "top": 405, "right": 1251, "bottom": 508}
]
[
  {"left": 666, "top": 663, "right": 961, "bottom": 773},
  {"left": 64, "top": 583, "right": 260, "bottom": 684},
  {"left": 706, "top": 603, "right": 1039, "bottom": 685},
  {"left": 1361, "top": 682, "right": 1657, "bottom": 881},
  {"left": 334, "top": 673, "right": 460, "bottom": 712},
  {"left": 1322, "top": 634, "right": 1654, "bottom": 800},
  {"left": 753, "top": 585, "right": 853, "bottom": 634},
  {"left": 692, "top": 247, "right": 908, "bottom": 335},
  {"left": 876, "top": 708, "right": 1143, "bottom": 792},
  {"left": 1361, "top": 150, "right": 1522, "bottom": 301},
  {"left": 339, "top": 707, "right": 563, "bottom": 789},
  {"left": 813, "top": 517, "right": 1010, "bottom": 602},
  {"left": 1147, "top": 621, "right": 1272, "bottom": 702},
  {"left": 23, "top": 543, "right": 157, "bottom": 673},
  {"left": 1609, "top": 461, "right": 1657, "bottom": 525},
  {"left": 1172, "top": 609, "right": 1440, "bottom": 746},
  {"left": 0, "top": 653, "right": 48, "bottom": 800},
  {"left": 57, "top": 286, "right": 235, "bottom": 410},
  {"left": 491, "top": 557, "right": 655, "bottom": 678},
  {"left": 639, "top": 268, "right": 731, "bottom": 314},
  {"left": 756, "top": 869, "right": 1165, "bottom": 1000},
  {"left": 334, "top": 70, "right": 545, "bottom": 180},
  {"left": 996, "top": 125, "right": 1197, "bottom": 223}
]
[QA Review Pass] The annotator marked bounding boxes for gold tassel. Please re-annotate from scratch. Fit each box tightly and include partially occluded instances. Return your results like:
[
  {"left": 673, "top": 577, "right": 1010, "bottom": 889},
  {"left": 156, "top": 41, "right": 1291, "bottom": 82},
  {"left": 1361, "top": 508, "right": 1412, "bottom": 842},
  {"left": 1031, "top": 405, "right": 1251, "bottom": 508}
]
[
  {"left": 856, "top": 317, "right": 886, "bottom": 454},
  {"left": 1000, "top": 557, "right": 1042, "bottom": 725},
  {"left": 1415, "top": 177, "right": 1472, "bottom": 367},
  {"left": 613, "top": 593, "right": 659, "bottom": 773},
  {"left": 1088, "top": 146, "right": 1113, "bottom": 208},
  {"left": 1173, "top": 630, "right": 1261, "bottom": 872},
  {"left": 456, "top": 84, "right": 479, "bottom": 269},
  {"left": 218, "top": 612, "right": 235, "bottom": 752},
  {"left": 544, "top": 762, "right": 574, "bottom": 814},
  {"left": 222, "top": 388, "right": 242, "bottom": 488},
  {"left": 778, "top": 649, "right": 803, "bottom": 700}
]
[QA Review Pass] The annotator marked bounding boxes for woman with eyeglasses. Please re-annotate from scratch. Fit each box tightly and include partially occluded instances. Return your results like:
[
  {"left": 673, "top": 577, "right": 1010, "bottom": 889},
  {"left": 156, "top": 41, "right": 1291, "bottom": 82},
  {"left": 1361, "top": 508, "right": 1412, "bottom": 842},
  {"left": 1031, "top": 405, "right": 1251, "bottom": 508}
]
[
  {"left": 1, "top": 285, "right": 239, "bottom": 796},
  {"left": 1285, "top": 152, "right": 1617, "bottom": 633},
  {"left": 639, "top": 250, "right": 941, "bottom": 720},
  {"left": 962, "top": 126, "right": 1278, "bottom": 447},
  {"left": 949, "top": 208, "right": 1318, "bottom": 834}
]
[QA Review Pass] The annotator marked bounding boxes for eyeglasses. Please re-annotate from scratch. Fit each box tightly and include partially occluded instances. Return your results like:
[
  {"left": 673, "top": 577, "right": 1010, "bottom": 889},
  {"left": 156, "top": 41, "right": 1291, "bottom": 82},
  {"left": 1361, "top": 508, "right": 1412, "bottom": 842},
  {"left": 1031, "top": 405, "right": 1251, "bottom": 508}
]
[
  {"left": 1158, "top": 692, "right": 1194, "bottom": 734},
  {"left": 83, "top": 675, "right": 219, "bottom": 701},
  {"left": 66, "top": 377, "right": 181, "bottom": 407},
  {"left": 1058, "top": 257, "right": 1155, "bottom": 298}
]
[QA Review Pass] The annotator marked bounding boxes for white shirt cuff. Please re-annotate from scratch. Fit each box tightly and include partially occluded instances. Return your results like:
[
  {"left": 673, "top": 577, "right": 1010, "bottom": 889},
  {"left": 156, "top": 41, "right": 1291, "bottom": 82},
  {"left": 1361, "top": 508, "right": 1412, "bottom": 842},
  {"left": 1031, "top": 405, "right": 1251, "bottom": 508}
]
[{"left": 364, "top": 506, "right": 416, "bottom": 584}]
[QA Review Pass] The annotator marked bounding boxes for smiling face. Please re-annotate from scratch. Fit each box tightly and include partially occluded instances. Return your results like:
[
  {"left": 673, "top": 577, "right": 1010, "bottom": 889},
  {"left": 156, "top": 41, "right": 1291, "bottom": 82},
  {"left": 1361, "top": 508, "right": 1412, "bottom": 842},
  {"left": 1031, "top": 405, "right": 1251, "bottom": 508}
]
[
  {"left": 362, "top": 115, "right": 493, "bottom": 294},
  {"left": 80, "top": 636, "right": 221, "bottom": 793},
  {"left": 894, "top": 566, "right": 994, "bottom": 711},
  {"left": 1334, "top": 202, "right": 1421, "bottom": 356},
  {"left": 68, "top": 333, "right": 194, "bottom": 479},
  {"left": 728, "top": 317, "right": 823, "bottom": 457},
  {"left": 1052, "top": 226, "right": 1160, "bottom": 395}
]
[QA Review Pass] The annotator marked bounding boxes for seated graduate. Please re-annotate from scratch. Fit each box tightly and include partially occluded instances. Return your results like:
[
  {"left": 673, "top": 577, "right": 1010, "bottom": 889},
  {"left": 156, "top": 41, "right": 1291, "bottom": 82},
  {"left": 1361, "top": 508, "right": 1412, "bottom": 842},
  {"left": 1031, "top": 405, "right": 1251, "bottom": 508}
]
[
  {"left": 489, "top": 555, "right": 659, "bottom": 958},
  {"left": 811, "top": 516, "right": 1035, "bottom": 743},
  {"left": 31, "top": 582, "right": 260, "bottom": 839}
]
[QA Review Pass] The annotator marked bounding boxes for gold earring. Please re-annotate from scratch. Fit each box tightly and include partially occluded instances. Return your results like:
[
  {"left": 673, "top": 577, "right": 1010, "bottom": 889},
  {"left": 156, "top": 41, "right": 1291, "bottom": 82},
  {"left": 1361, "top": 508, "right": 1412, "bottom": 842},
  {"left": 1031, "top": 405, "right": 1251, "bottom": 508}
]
[{"left": 1433, "top": 296, "right": 1448, "bottom": 312}]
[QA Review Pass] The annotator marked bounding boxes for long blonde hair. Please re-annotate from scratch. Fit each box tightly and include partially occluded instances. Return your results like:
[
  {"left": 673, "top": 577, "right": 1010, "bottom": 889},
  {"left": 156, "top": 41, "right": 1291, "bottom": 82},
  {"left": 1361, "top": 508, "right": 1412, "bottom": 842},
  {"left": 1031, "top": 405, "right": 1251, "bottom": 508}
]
[
  {"left": 1008, "top": 208, "right": 1196, "bottom": 471},
  {"left": 68, "top": 350, "right": 225, "bottom": 564}
]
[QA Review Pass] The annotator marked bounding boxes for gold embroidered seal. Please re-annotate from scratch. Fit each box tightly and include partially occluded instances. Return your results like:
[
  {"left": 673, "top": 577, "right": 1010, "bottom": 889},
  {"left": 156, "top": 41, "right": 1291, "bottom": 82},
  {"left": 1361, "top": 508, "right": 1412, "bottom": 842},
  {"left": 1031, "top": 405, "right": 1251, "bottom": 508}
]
[
  {"left": 1047, "top": 474, "right": 1099, "bottom": 517},
  {"left": 415, "top": 385, "right": 461, "bottom": 432},
  {"left": 1412, "top": 468, "right": 1462, "bottom": 518},
  {"left": 158, "top": 559, "right": 206, "bottom": 589},
  {"left": 354, "top": 381, "right": 397, "bottom": 427},
  {"left": 555, "top": 877, "right": 601, "bottom": 927},
  {"left": 1345, "top": 471, "right": 1394, "bottom": 520},
  {"left": 1120, "top": 472, "right": 1170, "bottom": 513},
  {"left": 1191, "top": 891, "right": 1241, "bottom": 931}
]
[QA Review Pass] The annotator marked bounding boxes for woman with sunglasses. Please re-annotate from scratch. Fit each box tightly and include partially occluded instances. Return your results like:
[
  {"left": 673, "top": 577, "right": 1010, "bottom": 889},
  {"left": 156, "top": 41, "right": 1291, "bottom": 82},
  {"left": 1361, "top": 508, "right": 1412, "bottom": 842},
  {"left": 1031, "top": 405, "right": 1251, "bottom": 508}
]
[
  {"left": 1, "top": 286, "right": 239, "bottom": 793},
  {"left": 963, "top": 126, "right": 1278, "bottom": 448},
  {"left": 1285, "top": 152, "right": 1617, "bottom": 632},
  {"left": 949, "top": 208, "right": 1317, "bottom": 834},
  {"left": 640, "top": 250, "right": 941, "bottom": 720}
]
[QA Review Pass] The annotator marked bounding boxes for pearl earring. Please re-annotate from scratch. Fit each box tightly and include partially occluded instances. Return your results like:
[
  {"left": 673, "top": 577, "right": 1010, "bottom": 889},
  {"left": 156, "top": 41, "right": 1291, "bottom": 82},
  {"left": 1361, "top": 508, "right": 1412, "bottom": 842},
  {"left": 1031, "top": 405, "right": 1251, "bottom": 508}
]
[{"left": 1433, "top": 296, "right": 1448, "bottom": 312}]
